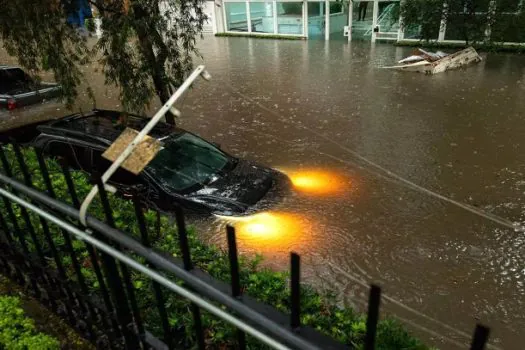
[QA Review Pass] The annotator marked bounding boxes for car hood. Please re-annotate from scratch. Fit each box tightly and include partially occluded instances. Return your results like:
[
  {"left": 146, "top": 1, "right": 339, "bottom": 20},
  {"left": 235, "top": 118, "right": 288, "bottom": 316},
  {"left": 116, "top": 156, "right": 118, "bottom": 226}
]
[{"left": 192, "top": 160, "right": 274, "bottom": 207}]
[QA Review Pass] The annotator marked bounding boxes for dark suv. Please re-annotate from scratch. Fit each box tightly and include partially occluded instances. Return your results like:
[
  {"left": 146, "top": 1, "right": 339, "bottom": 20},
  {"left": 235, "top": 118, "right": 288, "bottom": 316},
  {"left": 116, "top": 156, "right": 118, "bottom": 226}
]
[
  {"left": 0, "top": 66, "right": 61, "bottom": 110},
  {"left": 29, "top": 109, "right": 290, "bottom": 216}
]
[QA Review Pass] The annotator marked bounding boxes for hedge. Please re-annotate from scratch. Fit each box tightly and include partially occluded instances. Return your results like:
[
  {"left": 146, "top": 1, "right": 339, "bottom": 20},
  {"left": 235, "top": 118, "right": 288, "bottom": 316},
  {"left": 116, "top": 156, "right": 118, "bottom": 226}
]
[{"left": 0, "top": 295, "right": 60, "bottom": 350}]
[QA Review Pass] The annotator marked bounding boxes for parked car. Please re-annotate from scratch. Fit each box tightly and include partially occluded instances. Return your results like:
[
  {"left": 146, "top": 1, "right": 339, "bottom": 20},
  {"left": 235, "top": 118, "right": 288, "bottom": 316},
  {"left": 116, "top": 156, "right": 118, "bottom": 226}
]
[
  {"left": 0, "top": 66, "right": 61, "bottom": 110},
  {"left": 22, "top": 109, "right": 290, "bottom": 216}
]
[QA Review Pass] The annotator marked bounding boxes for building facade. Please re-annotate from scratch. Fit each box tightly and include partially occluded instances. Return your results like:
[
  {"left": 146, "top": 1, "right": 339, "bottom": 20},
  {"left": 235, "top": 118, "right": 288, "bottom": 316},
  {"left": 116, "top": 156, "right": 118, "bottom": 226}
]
[
  {"left": 205, "top": 0, "right": 525, "bottom": 44},
  {"left": 207, "top": 0, "right": 402, "bottom": 42}
]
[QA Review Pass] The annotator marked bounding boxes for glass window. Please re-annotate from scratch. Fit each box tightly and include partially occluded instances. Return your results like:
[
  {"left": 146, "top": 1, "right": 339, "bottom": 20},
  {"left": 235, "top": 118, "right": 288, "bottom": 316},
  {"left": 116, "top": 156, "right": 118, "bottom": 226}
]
[
  {"left": 307, "top": 2, "right": 325, "bottom": 38},
  {"left": 225, "top": 2, "right": 249, "bottom": 32},
  {"left": 377, "top": 2, "right": 399, "bottom": 33},
  {"left": 351, "top": 1, "right": 374, "bottom": 41},
  {"left": 276, "top": 2, "right": 304, "bottom": 35},
  {"left": 329, "top": 2, "right": 343, "bottom": 14},
  {"left": 147, "top": 133, "right": 231, "bottom": 192},
  {"left": 250, "top": 2, "right": 275, "bottom": 33}
]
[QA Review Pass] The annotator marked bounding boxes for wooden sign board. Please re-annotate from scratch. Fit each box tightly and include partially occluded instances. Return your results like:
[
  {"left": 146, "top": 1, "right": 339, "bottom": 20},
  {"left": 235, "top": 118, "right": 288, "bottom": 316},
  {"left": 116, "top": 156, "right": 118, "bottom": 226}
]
[{"left": 102, "top": 127, "right": 161, "bottom": 175}]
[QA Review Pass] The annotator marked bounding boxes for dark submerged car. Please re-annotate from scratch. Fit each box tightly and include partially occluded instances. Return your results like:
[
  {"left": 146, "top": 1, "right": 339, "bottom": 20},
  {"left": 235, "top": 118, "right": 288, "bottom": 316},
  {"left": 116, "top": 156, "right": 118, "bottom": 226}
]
[
  {"left": 28, "top": 110, "right": 290, "bottom": 216},
  {"left": 0, "top": 66, "right": 61, "bottom": 110}
]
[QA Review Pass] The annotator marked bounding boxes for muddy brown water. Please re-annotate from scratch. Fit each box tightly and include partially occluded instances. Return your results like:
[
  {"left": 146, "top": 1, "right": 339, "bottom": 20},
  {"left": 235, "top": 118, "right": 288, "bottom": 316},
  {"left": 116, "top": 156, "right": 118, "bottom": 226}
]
[{"left": 2, "top": 37, "right": 525, "bottom": 349}]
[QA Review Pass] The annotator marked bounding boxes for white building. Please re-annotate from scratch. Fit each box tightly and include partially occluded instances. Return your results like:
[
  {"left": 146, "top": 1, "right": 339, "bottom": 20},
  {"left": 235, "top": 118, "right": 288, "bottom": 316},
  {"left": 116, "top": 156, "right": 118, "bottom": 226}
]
[
  {"left": 204, "top": 0, "right": 525, "bottom": 44},
  {"left": 204, "top": 0, "right": 403, "bottom": 42}
]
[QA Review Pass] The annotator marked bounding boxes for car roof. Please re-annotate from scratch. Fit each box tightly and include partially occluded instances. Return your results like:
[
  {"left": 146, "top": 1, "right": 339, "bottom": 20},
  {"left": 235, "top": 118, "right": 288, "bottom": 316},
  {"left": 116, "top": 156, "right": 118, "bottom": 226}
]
[{"left": 40, "top": 109, "right": 183, "bottom": 145}]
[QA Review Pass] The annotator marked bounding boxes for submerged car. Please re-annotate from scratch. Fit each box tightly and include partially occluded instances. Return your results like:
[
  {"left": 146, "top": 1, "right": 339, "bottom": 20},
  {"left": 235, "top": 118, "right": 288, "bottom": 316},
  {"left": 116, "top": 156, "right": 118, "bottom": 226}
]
[
  {"left": 0, "top": 66, "right": 61, "bottom": 110},
  {"left": 27, "top": 109, "right": 289, "bottom": 216}
]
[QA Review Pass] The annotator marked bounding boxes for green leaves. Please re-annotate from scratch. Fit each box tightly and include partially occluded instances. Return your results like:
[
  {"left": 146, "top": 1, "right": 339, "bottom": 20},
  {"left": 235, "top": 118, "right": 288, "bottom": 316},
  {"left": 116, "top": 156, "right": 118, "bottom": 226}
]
[
  {"left": 0, "top": 0, "right": 89, "bottom": 107},
  {"left": 401, "top": 0, "right": 525, "bottom": 44},
  {"left": 0, "top": 296, "right": 60, "bottom": 349},
  {"left": 0, "top": 0, "right": 207, "bottom": 116}
]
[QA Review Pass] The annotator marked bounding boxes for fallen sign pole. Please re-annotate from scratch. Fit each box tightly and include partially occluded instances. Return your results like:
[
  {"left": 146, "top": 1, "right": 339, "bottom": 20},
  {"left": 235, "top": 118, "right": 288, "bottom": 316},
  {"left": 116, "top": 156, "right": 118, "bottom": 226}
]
[{"left": 79, "top": 65, "right": 211, "bottom": 226}]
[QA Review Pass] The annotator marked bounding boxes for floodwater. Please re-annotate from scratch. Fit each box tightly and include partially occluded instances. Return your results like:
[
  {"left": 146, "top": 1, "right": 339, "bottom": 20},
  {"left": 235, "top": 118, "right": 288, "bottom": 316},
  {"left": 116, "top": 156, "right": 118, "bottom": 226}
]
[{"left": 2, "top": 37, "right": 525, "bottom": 349}]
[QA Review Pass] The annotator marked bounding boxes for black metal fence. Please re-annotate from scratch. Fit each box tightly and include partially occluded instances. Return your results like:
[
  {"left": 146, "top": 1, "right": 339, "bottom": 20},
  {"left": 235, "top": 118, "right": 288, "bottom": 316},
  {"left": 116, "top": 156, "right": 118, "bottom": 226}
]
[{"left": 0, "top": 143, "right": 491, "bottom": 350}]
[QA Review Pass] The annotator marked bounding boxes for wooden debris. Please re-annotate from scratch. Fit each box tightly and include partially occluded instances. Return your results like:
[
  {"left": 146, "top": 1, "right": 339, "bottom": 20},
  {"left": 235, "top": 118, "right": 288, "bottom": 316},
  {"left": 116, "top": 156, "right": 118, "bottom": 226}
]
[
  {"left": 102, "top": 127, "right": 161, "bottom": 175},
  {"left": 382, "top": 47, "right": 482, "bottom": 75}
]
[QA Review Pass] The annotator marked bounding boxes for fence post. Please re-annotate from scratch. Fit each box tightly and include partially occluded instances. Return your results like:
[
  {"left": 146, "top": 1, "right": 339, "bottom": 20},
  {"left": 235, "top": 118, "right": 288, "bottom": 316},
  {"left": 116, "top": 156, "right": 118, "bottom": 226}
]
[
  {"left": 0, "top": 146, "right": 34, "bottom": 287},
  {"left": 227, "top": 225, "right": 247, "bottom": 350},
  {"left": 59, "top": 161, "right": 122, "bottom": 341},
  {"left": 0, "top": 145, "right": 51, "bottom": 300},
  {"left": 364, "top": 285, "right": 381, "bottom": 350},
  {"left": 35, "top": 150, "right": 97, "bottom": 340},
  {"left": 96, "top": 177, "right": 144, "bottom": 349},
  {"left": 133, "top": 195, "right": 173, "bottom": 348},
  {"left": 470, "top": 324, "right": 490, "bottom": 350},
  {"left": 291, "top": 252, "right": 301, "bottom": 331},
  {"left": 12, "top": 145, "right": 83, "bottom": 323},
  {"left": 175, "top": 206, "right": 206, "bottom": 350},
  {"left": 3, "top": 145, "right": 47, "bottom": 264}
]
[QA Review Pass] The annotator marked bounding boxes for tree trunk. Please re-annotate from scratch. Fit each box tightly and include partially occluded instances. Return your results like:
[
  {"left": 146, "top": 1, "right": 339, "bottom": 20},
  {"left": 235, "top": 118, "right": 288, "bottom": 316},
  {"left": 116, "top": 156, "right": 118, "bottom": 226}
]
[
  {"left": 132, "top": 3, "right": 176, "bottom": 125},
  {"left": 155, "top": 78, "right": 176, "bottom": 125}
]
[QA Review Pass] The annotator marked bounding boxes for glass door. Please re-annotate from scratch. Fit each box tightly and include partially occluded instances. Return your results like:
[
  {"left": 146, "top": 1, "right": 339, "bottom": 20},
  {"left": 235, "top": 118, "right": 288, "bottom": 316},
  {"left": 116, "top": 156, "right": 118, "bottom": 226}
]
[
  {"left": 351, "top": 0, "right": 375, "bottom": 41},
  {"left": 307, "top": 2, "right": 325, "bottom": 39},
  {"left": 375, "top": 1, "right": 400, "bottom": 41}
]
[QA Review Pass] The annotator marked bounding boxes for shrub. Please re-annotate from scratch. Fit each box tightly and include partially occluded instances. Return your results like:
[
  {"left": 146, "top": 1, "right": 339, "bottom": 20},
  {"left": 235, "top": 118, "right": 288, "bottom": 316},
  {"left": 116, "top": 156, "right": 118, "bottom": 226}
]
[{"left": 0, "top": 295, "right": 60, "bottom": 350}]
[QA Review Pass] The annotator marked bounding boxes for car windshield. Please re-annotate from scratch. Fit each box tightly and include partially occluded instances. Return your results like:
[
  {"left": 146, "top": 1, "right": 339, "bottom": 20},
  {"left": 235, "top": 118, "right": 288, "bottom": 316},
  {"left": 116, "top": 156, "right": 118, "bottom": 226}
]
[{"left": 147, "top": 132, "right": 230, "bottom": 192}]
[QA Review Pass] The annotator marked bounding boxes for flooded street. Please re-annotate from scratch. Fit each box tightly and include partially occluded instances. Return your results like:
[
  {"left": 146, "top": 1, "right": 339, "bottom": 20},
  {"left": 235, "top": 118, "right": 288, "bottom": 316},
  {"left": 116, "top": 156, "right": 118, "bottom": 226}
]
[{"left": 3, "top": 37, "right": 525, "bottom": 348}]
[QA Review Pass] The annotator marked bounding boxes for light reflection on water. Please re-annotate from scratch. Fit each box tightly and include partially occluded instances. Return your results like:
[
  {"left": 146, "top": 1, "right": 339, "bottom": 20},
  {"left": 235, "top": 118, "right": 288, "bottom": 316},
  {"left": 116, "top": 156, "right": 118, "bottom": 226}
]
[
  {"left": 216, "top": 211, "right": 313, "bottom": 251},
  {"left": 277, "top": 168, "right": 351, "bottom": 196}
]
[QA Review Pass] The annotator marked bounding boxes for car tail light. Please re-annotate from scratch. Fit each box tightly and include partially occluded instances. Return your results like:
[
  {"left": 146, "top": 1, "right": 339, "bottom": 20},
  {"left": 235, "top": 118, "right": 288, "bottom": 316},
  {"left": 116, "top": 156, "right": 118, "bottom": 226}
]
[{"left": 7, "top": 98, "right": 17, "bottom": 110}]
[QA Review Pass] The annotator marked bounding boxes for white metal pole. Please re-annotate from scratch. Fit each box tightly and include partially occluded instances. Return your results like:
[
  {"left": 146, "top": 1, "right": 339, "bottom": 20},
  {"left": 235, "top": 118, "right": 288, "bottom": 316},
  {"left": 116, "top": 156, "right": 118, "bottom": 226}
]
[
  {"left": 78, "top": 65, "right": 210, "bottom": 226},
  {"left": 397, "top": 0, "right": 405, "bottom": 42},
  {"left": 246, "top": 1, "right": 252, "bottom": 33},
  {"left": 438, "top": 1, "right": 448, "bottom": 42},
  {"left": 347, "top": 0, "right": 353, "bottom": 42},
  {"left": 303, "top": 0, "right": 308, "bottom": 38},
  {"left": 371, "top": 0, "right": 378, "bottom": 42},
  {"left": 325, "top": 0, "right": 330, "bottom": 40},
  {"left": 273, "top": 1, "right": 278, "bottom": 34},
  {"left": 485, "top": 0, "right": 496, "bottom": 42},
  {"left": 223, "top": 2, "right": 229, "bottom": 31}
]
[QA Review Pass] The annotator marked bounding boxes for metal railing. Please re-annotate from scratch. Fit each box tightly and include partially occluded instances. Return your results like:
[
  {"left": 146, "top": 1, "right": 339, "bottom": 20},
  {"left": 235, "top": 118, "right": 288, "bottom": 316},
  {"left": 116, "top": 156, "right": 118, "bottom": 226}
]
[{"left": 0, "top": 143, "right": 492, "bottom": 349}]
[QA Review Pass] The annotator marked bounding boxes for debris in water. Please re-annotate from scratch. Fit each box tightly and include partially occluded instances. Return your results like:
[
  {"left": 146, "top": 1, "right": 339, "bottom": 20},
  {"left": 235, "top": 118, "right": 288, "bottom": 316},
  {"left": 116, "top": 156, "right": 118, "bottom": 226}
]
[{"left": 382, "top": 47, "right": 481, "bottom": 74}]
